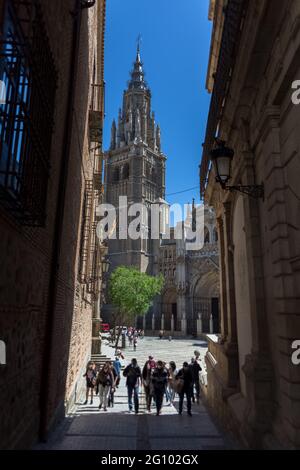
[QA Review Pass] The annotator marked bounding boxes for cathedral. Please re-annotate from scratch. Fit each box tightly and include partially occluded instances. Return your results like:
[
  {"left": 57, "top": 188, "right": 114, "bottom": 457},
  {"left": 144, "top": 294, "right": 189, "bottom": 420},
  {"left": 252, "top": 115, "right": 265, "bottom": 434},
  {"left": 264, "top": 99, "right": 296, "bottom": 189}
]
[
  {"left": 104, "top": 45, "right": 166, "bottom": 274},
  {"left": 104, "top": 47, "right": 219, "bottom": 335}
]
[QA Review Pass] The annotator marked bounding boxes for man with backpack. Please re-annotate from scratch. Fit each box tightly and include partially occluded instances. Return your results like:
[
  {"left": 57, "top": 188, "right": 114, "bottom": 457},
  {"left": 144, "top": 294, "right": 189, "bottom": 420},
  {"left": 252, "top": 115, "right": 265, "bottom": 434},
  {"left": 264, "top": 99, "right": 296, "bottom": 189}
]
[
  {"left": 176, "top": 362, "right": 194, "bottom": 416},
  {"left": 151, "top": 360, "right": 168, "bottom": 416},
  {"left": 123, "top": 358, "right": 141, "bottom": 414}
]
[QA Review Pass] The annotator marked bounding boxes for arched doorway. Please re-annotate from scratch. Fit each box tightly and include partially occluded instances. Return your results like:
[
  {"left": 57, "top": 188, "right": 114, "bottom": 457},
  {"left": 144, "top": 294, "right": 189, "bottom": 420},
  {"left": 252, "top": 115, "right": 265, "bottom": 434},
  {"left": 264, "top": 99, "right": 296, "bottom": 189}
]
[
  {"left": 192, "top": 271, "right": 219, "bottom": 334},
  {"left": 161, "top": 288, "right": 177, "bottom": 331}
]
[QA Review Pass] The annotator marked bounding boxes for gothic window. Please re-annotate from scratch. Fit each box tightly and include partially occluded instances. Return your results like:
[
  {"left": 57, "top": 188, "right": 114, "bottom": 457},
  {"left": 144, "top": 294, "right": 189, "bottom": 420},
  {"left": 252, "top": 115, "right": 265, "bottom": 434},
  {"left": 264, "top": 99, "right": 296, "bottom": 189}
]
[
  {"left": 123, "top": 163, "right": 129, "bottom": 179},
  {"left": 151, "top": 165, "right": 156, "bottom": 182},
  {"left": 204, "top": 226, "right": 210, "bottom": 244},
  {"left": 146, "top": 162, "right": 151, "bottom": 179},
  {"left": 113, "top": 166, "right": 120, "bottom": 183},
  {"left": 214, "top": 228, "right": 218, "bottom": 242},
  {"left": 0, "top": 0, "right": 57, "bottom": 225}
]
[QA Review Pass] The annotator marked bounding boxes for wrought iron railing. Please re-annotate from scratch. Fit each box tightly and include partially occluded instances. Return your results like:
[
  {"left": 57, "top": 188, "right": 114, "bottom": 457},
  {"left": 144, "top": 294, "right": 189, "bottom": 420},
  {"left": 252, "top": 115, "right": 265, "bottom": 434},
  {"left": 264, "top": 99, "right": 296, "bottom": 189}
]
[{"left": 79, "top": 180, "right": 94, "bottom": 283}]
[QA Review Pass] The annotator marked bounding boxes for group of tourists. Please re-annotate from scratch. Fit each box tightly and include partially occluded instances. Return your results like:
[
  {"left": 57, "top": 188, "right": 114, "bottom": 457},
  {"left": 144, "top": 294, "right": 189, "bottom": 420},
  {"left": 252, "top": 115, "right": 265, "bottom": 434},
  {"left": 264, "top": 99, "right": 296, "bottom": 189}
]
[
  {"left": 83, "top": 356, "right": 122, "bottom": 410},
  {"left": 83, "top": 350, "right": 202, "bottom": 416},
  {"left": 134, "top": 351, "right": 202, "bottom": 416},
  {"left": 126, "top": 327, "right": 144, "bottom": 350}
]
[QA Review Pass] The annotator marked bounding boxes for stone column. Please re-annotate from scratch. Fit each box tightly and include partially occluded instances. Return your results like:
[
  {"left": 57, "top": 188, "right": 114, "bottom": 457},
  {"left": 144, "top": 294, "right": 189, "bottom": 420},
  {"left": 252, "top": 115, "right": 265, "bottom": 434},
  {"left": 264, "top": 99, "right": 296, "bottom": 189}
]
[
  {"left": 221, "top": 201, "right": 240, "bottom": 389},
  {"left": 209, "top": 314, "right": 213, "bottom": 334},
  {"left": 197, "top": 313, "right": 203, "bottom": 336},
  {"left": 217, "top": 216, "right": 228, "bottom": 341},
  {"left": 171, "top": 314, "right": 174, "bottom": 333},
  {"left": 143, "top": 315, "right": 146, "bottom": 331},
  {"left": 161, "top": 314, "right": 164, "bottom": 331},
  {"left": 223, "top": 202, "right": 238, "bottom": 346},
  {"left": 181, "top": 312, "right": 187, "bottom": 336},
  {"left": 152, "top": 314, "right": 155, "bottom": 332},
  {"left": 239, "top": 140, "right": 275, "bottom": 445}
]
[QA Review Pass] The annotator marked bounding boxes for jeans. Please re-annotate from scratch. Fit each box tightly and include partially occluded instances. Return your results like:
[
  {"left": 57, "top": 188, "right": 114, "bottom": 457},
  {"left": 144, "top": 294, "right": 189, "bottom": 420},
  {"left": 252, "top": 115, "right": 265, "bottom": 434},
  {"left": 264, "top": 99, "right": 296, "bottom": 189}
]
[
  {"left": 144, "top": 384, "right": 152, "bottom": 411},
  {"left": 166, "top": 385, "right": 175, "bottom": 402},
  {"left": 179, "top": 388, "right": 192, "bottom": 413},
  {"left": 127, "top": 384, "right": 139, "bottom": 412},
  {"left": 99, "top": 384, "right": 110, "bottom": 409},
  {"left": 194, "top": 379, "right": 200, "bottom": 401},
  {"left": 153, "top": 390, "right": 164, "bottom": 414}
]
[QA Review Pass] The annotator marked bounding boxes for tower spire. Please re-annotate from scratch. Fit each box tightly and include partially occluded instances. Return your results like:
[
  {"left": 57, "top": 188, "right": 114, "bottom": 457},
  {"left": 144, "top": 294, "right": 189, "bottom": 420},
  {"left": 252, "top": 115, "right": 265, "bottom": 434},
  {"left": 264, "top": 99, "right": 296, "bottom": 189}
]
[
  {"left": 136, "top": 33, "right": 142, "bottom": 57},
  {"left": 129, "top": 37, "right": 147, "bottom": 91}
]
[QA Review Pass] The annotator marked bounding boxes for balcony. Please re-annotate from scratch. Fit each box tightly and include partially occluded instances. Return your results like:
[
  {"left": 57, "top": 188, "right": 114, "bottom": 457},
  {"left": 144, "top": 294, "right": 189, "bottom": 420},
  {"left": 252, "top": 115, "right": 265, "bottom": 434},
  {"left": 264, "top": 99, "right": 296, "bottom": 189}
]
[{"left": 89, "top": 110, "right": 103, "bottom": 144}]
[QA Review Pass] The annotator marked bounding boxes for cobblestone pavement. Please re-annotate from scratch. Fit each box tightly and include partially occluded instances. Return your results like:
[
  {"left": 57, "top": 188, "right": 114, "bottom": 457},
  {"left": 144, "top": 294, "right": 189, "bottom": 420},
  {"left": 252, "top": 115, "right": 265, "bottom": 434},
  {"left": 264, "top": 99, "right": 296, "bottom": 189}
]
[{"left": 36, "top": 336, "right": 235, "bottom": 450}]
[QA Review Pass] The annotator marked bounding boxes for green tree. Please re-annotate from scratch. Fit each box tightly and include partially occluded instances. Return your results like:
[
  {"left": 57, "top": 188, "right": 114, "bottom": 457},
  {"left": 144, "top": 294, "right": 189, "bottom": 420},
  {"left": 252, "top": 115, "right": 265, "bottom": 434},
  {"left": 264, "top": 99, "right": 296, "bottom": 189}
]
[{"left": 108, "top": 266, "right": 164, "bottom": 347}]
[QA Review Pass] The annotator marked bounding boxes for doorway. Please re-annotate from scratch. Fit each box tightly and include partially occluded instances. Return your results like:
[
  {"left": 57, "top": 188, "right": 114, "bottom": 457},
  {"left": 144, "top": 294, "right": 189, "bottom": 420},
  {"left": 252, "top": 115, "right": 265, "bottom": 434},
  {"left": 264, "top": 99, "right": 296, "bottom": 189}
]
[{"left": 211, "top": 297, "right": 219, "bottom": 333}]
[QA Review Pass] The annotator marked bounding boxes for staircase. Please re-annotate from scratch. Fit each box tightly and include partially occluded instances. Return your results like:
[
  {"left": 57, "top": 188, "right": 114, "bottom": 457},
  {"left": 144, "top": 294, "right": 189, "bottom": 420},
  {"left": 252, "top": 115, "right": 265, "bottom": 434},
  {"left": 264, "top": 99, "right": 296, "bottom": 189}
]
[{"left": 90, "top": 353, "right": 112, "bottom": 369}]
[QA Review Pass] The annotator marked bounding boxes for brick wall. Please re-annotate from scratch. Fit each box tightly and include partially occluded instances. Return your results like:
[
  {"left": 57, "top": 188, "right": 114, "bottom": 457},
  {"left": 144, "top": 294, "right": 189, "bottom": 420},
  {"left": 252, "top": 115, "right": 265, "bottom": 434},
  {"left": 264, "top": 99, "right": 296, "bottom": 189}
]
[{"left": 0, "top": 0, "right": 105, "bottom": 449}]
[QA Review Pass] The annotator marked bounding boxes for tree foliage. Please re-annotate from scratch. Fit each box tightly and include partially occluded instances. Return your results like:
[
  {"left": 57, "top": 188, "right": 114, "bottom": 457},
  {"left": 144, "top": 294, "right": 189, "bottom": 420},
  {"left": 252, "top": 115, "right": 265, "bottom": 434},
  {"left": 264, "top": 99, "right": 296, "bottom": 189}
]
[{"left": 109, "top": 266, "right": 164, "bottom": 323}]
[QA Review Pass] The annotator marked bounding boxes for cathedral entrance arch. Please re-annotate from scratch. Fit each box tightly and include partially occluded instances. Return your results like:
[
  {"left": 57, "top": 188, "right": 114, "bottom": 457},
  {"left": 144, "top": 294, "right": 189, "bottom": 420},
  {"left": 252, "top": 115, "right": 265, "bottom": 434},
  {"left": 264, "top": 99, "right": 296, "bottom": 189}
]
[
  {"left": 161, "top": 288, "right": 177, "bottom": 331},
  {"left": 192, "top": 272, "right": 219, "bottom": 334}
]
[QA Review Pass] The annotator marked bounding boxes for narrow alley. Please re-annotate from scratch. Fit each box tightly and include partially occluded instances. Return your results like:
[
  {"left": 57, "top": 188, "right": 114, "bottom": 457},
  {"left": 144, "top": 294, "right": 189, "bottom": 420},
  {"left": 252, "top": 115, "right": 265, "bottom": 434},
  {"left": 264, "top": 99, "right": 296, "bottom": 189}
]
[{"left": 36, "top": 337, "right": 235, "bottom": 451}]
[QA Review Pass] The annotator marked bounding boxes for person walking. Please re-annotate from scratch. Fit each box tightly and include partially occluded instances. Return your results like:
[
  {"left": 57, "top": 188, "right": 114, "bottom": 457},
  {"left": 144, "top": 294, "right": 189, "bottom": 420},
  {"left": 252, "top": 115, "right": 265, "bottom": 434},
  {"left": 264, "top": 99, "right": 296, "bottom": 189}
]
[
  {"left": 133, "top": 336, "right": 138, "bottom": 351},
  {"left": 113, "top": 355, "right": 122, "bottom": 388},
  {"left": 151, "top": 360, "right": 168, "bottom": 416},
  {"left": 115, "top": 348, "right": 125, "bottom": 361},
  {"left": 176, "top": 362, "right": 194, "bottom": 416},
  {"left": 142, "top": 355, "right": 156, "bottom": 412},
  {"left": 108, "top": 364, "right": 118, "bottom": 408},
  {"left": 166, "top": 361, "right": 177, "bottom": 404},
  {"left": 96, "top": 361, "right": 115, "bottom": 411},
  {"left": 191, "top": 351, "right": 202, "bottom": 404},
  {"left": 83, "top": 361, "right": 97, "bottom": 405},
  {"left": 123, "top": 358, "right": 141, "bottom": 414}
]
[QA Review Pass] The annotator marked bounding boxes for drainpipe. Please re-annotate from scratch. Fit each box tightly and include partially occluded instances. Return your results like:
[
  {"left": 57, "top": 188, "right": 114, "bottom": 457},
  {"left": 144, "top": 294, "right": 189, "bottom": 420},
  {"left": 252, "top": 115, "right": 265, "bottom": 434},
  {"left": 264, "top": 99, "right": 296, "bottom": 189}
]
[{"left": 39, "top": 0, "right": 83, "bottom": 442}]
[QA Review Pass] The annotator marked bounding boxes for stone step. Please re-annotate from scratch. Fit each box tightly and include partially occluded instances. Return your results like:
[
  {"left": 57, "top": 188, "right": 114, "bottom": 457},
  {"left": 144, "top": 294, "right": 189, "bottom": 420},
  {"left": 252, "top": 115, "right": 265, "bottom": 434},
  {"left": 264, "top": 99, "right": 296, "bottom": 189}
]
[
  {"left": 91, "top": 355, "right": 109, "bottom": 359},
  {"left": 90, "top": 354, "right": 112, "bottom": 365}
]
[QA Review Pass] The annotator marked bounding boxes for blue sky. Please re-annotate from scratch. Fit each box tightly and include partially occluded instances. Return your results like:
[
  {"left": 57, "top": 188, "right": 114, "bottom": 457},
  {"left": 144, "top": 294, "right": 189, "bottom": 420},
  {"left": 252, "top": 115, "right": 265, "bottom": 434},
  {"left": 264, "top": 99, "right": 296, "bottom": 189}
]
[{"left": 103, "top": 0, "right": 212, "bottom": 208}]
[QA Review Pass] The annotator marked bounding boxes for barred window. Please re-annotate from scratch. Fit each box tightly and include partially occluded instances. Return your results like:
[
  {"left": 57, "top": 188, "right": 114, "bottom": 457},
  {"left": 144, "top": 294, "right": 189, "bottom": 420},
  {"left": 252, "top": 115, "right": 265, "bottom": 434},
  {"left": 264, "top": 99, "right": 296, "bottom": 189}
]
[{"left": 0, "top": 0, "right": 57, "bottom": 225}]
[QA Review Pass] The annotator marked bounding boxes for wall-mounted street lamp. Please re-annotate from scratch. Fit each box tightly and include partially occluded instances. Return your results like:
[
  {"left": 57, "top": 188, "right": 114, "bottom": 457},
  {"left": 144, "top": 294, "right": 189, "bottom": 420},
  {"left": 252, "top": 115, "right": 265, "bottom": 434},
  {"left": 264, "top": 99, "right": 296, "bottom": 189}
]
[
  {"left": 81, "top": 0, "right": 96, "bottom": 9},
  {"left": 101, "top": 255, "right": 110, "bottom": 274},
  {"left": 210, "top": 139, "right": 264, "bottom": 199}
]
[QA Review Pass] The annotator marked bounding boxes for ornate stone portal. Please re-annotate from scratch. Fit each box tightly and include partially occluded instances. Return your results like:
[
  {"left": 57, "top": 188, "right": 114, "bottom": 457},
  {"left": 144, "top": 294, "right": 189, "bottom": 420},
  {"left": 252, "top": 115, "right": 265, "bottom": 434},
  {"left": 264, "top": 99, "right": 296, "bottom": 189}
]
[{"left": 150, "top": 204, "right": 220, "bottom": 336}]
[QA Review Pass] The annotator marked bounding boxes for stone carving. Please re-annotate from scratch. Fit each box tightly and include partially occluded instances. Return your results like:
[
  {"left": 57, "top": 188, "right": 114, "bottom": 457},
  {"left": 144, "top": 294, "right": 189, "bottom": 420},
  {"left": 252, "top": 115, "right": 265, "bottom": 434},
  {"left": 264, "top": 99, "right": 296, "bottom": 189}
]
[
  {"left": 176, "top": 281, "right": 189, "bottom": 295},
  {"left": 134, "top": 108, "right": 142, "bottom": 142}
]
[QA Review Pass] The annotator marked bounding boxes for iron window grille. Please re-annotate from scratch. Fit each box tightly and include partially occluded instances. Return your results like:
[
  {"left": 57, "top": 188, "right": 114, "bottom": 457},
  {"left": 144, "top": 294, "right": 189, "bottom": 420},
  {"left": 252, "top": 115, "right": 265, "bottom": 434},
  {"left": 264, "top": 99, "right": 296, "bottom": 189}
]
[{"left": 0, "top": 0, "right": 57, "bottom": 225}]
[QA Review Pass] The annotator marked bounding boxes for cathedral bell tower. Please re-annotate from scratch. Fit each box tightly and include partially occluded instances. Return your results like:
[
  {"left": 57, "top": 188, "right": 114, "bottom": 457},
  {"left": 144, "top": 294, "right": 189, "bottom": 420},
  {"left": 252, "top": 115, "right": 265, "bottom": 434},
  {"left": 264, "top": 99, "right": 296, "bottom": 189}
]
[{"left": 104, "top": 45, "right": 167, "bottom": 273}]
